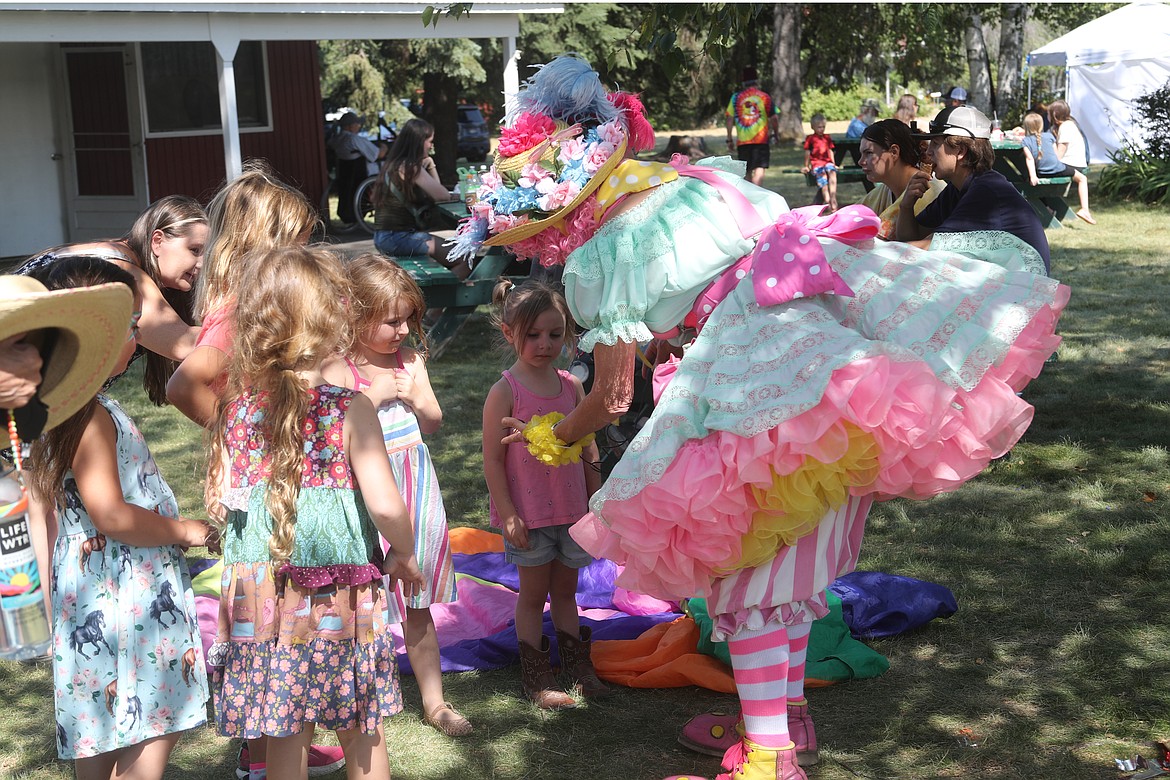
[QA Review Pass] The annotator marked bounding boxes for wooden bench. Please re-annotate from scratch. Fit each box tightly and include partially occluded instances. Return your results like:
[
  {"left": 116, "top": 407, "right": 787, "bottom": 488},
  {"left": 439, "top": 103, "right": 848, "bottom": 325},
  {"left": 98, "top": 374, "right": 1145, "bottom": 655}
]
[{"left": 390, "top": 252, "right": 512, "bottom": 359}]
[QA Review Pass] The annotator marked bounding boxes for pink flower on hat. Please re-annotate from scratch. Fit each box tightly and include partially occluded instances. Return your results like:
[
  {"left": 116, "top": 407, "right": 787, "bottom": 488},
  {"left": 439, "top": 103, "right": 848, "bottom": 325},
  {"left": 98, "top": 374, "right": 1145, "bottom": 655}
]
[
  {"left": 497, "top": 112, "right": 557, "bottom": 157},
  {"left": 582, "top": 141, "right": 616, "bottom": 174},
  {"left": 479, "top": 168, "right": 502, "bottom": 190},
  {"left": 558, "top": 137, "right": 588, "bottom": 163},
  {"left": 538, "top": 179, "right": 582, "bottom": 211},
  {"left": 597, "top": 120, "right": 625, "bottom": 147},
  {"left": 491, "top": 212, "right": 529, "bottom": 233},
  {"left": 518, "top": 161, "right": 554, "bottom": 189}
]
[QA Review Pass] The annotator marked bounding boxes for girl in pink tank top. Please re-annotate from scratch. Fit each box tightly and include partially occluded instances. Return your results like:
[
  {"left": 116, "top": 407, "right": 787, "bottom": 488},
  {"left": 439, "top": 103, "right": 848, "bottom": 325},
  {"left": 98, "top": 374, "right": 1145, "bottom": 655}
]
[{"left": 482, "top": 280, "right": 607, "bottom": 709}]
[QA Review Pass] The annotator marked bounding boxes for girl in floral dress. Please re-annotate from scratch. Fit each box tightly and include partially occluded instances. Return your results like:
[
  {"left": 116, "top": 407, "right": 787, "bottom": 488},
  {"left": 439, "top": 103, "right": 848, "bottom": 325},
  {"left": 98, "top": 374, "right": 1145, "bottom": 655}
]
[
  {"left": 27, "top": 256, "right": 214, "bottom": 779},
  {"left": 206, "top": 245, "right": 423, "bottom": 780}
]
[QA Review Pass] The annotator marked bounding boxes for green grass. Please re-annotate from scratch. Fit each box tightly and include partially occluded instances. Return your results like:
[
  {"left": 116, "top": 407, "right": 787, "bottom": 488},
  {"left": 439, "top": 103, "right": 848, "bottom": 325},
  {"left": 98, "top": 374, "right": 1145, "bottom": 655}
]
[{"left": 3, "top": 180, "right": 1169, "bottom": 780}]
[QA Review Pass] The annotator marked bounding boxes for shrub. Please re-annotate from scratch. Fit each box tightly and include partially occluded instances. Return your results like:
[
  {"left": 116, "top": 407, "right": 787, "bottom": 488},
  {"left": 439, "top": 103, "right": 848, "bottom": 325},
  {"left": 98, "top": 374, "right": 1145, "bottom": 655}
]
[
  {"left": 1097, "top": 144, "right": 1170, "bottom": 206},
  {"left": 801, "top": 83, "right": 886, "bottom": 122},
  {"left": 1097, "top": 80, "right": 1170, "bottom": 206}
]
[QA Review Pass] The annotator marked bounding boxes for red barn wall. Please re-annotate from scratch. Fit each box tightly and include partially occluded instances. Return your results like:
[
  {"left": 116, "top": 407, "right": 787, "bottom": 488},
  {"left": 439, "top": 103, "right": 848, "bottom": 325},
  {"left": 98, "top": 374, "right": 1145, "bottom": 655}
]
[{"left": 144, "top": 41, "right": 326, "bottom": 207}]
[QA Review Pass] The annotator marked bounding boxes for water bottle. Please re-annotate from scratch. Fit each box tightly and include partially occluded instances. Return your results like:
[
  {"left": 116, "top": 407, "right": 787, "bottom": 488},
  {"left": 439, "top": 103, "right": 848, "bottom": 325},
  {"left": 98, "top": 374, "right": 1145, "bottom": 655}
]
[
  {"left": 0, "top": 471, "right": 52, "bottom": 661},
  {"left": 463, "top": 170, "right": 479, "bottom": 208}
]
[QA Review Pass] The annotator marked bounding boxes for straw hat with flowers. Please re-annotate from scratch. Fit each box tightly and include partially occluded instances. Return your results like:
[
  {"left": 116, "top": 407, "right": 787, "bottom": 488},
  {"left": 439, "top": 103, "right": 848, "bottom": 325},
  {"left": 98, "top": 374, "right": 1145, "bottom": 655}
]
[{"left": 448, "top": 54, "right": 656, "bottom": 267}]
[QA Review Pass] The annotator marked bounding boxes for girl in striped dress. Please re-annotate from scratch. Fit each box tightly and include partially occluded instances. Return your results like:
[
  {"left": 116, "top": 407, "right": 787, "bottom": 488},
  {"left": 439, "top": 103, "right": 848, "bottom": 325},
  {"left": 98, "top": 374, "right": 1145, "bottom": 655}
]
[{"left": 323, "top": 254, "right": 470, "bottom": 737}]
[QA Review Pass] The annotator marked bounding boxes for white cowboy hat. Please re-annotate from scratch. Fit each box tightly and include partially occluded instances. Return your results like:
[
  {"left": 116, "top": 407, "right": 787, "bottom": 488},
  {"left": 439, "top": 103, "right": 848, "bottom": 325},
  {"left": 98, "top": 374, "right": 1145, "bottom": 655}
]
[{"left": 0, "top": 275, "right": 133, "bottom": 434}]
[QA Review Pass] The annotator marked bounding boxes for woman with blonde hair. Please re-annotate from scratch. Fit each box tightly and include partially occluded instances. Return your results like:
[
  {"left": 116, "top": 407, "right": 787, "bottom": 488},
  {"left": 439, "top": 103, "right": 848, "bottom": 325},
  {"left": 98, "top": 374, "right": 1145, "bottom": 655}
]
[{"left": 893, "top": 93, "right": 919, "bottom": 126}]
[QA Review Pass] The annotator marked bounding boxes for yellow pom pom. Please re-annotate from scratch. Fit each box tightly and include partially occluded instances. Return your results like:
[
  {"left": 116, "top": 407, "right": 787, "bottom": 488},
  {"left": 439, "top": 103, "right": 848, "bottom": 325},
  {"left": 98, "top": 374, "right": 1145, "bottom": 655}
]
[{"left": 523, "top": 413, "right": 595, "bottom": 467}]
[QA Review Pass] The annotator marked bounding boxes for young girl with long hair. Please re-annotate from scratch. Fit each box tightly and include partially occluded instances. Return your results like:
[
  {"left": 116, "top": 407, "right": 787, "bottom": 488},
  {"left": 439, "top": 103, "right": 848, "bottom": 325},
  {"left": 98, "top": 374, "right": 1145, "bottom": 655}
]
[
  {"left": 206, "top": 245, "right": 424, "bottom": 780},
  {"left": 481, "top": 279, "right": 607, "bottom": 710},
  {"left": 164, "top": 165, "right": 346, "bottom": 778},
  {"left": 1023, "top": 110, "right": 1094, "bottom": 226},
  {"left": 371, "top": 118, "right": 463, "bottom": 275},
  {"left": 167, "top": 162, "right": 317, "bottom": 426},
  {"left": 27, "top": 256, "right": 213, "bottom": 780},
  {"left": 322, "top": 253, "right": 470, "bottom": 737}
]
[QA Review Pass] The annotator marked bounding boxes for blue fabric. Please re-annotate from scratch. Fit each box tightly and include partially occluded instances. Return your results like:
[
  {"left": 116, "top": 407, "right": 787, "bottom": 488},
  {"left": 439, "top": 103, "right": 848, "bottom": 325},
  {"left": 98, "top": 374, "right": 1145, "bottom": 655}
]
[
  {"left": 827, "top": 570, "right": 958, "bottom": 639},
  {"left": 1021, "top": 133, "right": 1073, "bottom": 177},
  {"left": 374, "top": 229, "right": 434, "bottom": 257},
  {"left": 915, "top": 169, "right": 1050, "bottom": 273},
  {"left": 846, "top": 117, "right": 868, "bottom": 139}
]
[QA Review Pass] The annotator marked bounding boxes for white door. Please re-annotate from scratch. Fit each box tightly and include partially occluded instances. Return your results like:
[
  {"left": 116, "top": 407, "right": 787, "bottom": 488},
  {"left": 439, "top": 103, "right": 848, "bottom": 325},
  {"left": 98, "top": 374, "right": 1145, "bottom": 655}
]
[
  {"left": 59, "top": 45, "right": 148, "bottom": 241},
  {"left": 0, "top": 43, "right": 68, "bottom": 259}
]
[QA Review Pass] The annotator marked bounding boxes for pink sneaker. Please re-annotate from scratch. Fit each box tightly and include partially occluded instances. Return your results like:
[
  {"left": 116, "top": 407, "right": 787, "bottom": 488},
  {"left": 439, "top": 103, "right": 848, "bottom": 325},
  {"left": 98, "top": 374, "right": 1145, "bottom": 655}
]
[
  {"left": 306, "top": 745, "right": 346, "bottom": 777},
  {"left": 235, "top": 743, "right": 346, "bottom": 778},
  {"left": 678, "top": 711, "right": 744, "bottom": 756},
  {"left": 786, "top": 701, "right": 818, "bottom": 767}
]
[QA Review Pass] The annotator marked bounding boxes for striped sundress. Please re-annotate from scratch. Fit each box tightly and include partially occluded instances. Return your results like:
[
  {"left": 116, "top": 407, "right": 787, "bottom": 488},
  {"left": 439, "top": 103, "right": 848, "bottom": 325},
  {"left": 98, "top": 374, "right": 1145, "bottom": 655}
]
[{"left": 345, "top": 355, "right": 457, "bottom": 619}]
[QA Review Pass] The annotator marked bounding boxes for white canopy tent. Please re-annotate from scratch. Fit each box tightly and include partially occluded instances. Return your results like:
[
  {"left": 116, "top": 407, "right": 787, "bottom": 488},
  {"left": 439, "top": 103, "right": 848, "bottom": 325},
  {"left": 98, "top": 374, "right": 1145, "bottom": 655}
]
[{"left": 1027, "top": 1, "right": 1170, "bottom": 164}]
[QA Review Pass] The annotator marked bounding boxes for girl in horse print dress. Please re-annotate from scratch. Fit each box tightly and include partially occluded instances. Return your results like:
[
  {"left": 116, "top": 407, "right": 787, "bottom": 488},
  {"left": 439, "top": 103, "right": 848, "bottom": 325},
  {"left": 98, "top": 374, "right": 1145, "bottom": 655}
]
[{"left": 26, "top": 257, "right": 214, "bottom": 776}]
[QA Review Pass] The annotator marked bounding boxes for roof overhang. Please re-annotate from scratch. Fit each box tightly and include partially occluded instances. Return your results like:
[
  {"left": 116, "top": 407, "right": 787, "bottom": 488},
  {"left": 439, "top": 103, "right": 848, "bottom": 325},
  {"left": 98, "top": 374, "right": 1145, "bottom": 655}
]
[{"left": 0, "top": 2, "right": 563, "bottom": 44}]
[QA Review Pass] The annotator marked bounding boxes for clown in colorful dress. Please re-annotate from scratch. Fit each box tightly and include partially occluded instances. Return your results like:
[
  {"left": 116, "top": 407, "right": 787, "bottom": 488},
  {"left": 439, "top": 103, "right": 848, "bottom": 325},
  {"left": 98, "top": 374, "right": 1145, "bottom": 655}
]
[{"left": 452, "top": 55, "right": 1068, "bottom": 780}]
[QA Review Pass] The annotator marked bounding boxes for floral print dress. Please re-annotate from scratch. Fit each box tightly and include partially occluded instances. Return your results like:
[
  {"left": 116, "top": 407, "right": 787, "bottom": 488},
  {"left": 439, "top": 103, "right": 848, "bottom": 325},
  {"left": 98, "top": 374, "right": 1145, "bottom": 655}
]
[
  {"left": 210, "top": 384, "right": 400, "bottom": 738},
  {"left": 51, "top": 396, "right": 207, "bottom": 760}
]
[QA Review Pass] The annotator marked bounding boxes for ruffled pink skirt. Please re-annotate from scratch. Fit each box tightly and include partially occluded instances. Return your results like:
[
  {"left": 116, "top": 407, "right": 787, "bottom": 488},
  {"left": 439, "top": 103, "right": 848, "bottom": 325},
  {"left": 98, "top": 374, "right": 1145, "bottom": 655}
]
[{"left": 571, "top": 241, "right": 1070, "bottom": 615}]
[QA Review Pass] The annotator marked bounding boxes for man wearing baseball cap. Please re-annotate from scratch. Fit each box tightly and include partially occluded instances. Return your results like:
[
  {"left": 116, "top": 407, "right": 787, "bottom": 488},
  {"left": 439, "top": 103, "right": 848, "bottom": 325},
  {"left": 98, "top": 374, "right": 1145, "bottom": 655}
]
[
  {"left": 896, "top": 105, "right": 1050, "bottom": 273},
  {"left": 945, "top": 86, "right": 968, "bottom": 108}
]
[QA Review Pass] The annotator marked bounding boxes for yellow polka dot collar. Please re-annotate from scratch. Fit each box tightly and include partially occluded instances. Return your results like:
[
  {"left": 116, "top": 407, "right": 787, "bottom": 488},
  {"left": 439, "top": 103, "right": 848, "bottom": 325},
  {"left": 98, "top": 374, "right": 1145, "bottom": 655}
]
[{"left": 595, "top": 159, "right": 679, "bottom": 216}]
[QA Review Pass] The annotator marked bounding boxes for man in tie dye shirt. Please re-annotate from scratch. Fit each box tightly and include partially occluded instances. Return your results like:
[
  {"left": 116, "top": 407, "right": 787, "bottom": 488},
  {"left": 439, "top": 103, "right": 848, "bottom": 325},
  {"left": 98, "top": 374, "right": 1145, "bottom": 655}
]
[{"left": 725, "top": 66, "right": 780, "bottom": 185}]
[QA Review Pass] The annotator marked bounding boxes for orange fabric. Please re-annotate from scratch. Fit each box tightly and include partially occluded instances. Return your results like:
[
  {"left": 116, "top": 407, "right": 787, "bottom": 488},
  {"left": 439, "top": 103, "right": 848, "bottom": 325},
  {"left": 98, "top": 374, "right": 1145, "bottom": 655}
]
[
  {"left": 448, "top": 527, "right": 505, "bottom": 555},
  {"left": 592, "top": 617, "right": 737, "bottom": 693}
]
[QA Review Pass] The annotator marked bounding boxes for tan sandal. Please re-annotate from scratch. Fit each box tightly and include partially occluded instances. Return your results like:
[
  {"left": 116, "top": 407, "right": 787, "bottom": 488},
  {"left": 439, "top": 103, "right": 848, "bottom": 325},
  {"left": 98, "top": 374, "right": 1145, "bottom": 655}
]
[{"left": 423, "top": 702, "right": 473, "bottom": 737}]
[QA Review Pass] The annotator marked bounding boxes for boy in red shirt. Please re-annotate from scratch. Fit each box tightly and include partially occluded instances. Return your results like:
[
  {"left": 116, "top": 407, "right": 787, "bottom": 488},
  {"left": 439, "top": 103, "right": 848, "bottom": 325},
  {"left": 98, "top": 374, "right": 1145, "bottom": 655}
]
[{"left": 802, "top": 113, "right": 838, "bottom": 211}]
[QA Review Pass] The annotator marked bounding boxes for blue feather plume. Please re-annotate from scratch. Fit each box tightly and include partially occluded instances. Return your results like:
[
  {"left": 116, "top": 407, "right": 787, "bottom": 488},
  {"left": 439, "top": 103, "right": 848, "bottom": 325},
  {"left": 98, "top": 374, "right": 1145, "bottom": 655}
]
[
  {"left": 446, "top": 216, "right": 489, "bottom": 264},
  {"left": 511, "top": 53, "right": 617, "bottom": 127}
]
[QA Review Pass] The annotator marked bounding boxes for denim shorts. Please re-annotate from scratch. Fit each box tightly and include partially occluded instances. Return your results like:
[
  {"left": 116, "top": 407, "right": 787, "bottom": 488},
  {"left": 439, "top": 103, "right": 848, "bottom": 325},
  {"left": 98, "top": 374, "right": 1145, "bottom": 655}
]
[
  {"left": 504, "top": 525, "right": 593, "bottom": 569},
  {"left": 812, "top": 164, "right": 838, "bottom": 188},
  {"left": 374, "top": 229, "right": 433, "bottom": 258}
]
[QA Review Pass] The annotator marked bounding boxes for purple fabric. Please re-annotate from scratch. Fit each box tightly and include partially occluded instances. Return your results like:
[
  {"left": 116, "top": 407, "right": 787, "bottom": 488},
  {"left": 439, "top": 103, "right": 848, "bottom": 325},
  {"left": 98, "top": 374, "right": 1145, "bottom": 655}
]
[
  {"left": 395, "top": 611, "right": 678, "bottom": 675},
  {"left": 828, "top": 570, "right": 958, "bottom": 639},
  {"left": 451, "top": 553, "right": 618, "bottom": 609}
]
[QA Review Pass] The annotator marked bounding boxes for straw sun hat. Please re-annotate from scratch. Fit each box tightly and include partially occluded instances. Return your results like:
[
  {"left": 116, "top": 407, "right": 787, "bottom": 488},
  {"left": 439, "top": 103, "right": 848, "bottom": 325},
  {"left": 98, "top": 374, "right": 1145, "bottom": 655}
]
[
  {"left": 480, "top": 127, "right": 629, "bottom": 248},
  {"left": 0, "top": 275, "right": 133, "bottom": 434}
]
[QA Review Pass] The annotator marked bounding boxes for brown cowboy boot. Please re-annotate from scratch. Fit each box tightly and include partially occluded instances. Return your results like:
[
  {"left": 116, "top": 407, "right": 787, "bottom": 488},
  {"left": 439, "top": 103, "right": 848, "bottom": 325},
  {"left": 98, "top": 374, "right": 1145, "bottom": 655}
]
[
  {"left": 518, "top": 637, "right": 576, "bottom": 710},
  {"left": 557, "top": 625, "right": 613, "bottom": 699}
]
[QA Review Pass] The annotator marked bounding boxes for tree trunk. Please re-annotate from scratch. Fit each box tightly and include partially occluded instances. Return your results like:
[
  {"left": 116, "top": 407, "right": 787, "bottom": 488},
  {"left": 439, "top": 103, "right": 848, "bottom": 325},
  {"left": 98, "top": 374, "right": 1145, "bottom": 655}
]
[
  {"left": 772, "top": 2, "right": 804, "bottom": 144},
  {"left": 964, "top": 6, "right": 993, "bottom": 116},
  {"left": 422, "top": 70, "right": 459, "bottom": 187},
  {"left": 996, "top": 3, "right": 1029, "bottom": 122}
]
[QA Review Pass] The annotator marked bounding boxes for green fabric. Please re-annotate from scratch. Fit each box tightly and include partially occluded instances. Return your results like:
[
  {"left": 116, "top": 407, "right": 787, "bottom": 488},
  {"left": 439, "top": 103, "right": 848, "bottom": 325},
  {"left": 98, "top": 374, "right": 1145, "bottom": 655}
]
[
  {"left": 564, "top": 156, "right": 790, "bottom": 350},
  {"left": 222, "top": 486, "right": 376, "bottom": 567},
  {"left": 687, "top": 594, "right": 890, "bottom": 683}
]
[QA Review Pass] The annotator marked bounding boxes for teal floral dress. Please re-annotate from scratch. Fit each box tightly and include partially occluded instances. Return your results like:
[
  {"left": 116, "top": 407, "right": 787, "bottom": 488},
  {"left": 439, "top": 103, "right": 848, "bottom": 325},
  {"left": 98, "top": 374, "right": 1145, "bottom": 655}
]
[
  {"left": 51, "top": 396, "right": 207, "bottom": 760},
  {"left": 210, "top": 384, "right": 400, "bottom": 738}
]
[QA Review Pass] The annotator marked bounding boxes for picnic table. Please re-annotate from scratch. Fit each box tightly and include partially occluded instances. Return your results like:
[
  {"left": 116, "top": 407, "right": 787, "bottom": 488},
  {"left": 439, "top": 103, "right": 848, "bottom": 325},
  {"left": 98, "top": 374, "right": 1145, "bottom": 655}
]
[
  {"left": 991, "top": 138, "right": 1073, "bottom": 229},
  {"left": 390, "top": 201, "right": 517, "bottom": 359}
]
